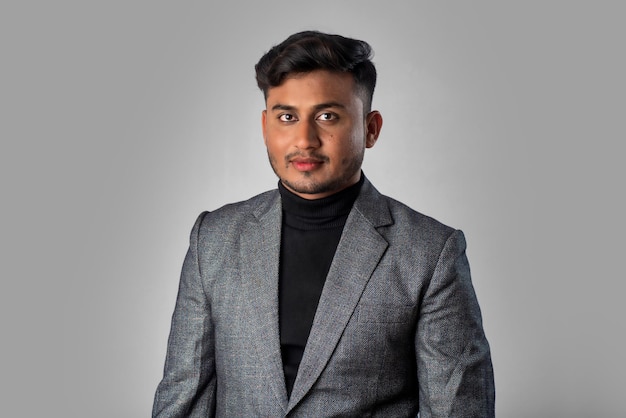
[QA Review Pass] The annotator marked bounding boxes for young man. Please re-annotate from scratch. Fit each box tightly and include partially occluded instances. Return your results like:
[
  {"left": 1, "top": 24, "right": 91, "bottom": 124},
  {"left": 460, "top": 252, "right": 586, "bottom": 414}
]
[{"left": 153, "top": 31, "right": 495, "bottom": 417}]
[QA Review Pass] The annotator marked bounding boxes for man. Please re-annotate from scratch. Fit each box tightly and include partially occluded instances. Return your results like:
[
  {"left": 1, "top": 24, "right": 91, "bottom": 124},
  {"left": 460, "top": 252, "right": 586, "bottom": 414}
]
[{"left": 153, "top": 31, "right": 494, "bottom": 417}]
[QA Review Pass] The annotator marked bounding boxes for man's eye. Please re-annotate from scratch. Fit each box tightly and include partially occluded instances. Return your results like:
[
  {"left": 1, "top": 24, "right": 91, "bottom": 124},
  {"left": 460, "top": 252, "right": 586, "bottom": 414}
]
[
  {"left": 279, "top": 114, "right": 295, "bottom": 122},
  {"left": 317, "top": 112, "right": 336, "bottom": 121}
]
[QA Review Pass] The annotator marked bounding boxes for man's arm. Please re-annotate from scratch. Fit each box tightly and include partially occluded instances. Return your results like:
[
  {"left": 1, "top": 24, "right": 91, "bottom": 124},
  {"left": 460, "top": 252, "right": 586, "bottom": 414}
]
[
  {"left": 416, "top": 230, "right": 495, "bottom": 417},
  {"left": 153, "top": 212, "right": 217, "bottom": 417}
]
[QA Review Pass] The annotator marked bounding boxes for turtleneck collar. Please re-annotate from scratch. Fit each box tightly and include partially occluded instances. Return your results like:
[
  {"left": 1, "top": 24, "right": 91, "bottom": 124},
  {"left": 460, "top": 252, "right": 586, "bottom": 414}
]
[{"left": 278, "top": 174, "right": 364, "bottom": 230}]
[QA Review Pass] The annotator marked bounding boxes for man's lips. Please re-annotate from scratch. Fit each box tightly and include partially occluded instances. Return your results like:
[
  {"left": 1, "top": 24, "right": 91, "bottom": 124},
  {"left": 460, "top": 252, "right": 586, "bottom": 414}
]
[{"left": 290, "top": 158, "right": 324, "bottom": 172}]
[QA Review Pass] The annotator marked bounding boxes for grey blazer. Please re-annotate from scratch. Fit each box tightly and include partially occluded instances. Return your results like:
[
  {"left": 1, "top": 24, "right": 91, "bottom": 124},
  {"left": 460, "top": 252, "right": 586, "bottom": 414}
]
[{"left": 153, "top": 178, "right": 495, "bottom": 417}]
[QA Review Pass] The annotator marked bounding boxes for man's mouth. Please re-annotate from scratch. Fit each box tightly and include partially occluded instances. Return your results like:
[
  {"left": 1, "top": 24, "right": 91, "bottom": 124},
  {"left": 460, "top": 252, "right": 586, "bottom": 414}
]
[{"left": 290, "top": 158, "right": 324, "bottom": 172}]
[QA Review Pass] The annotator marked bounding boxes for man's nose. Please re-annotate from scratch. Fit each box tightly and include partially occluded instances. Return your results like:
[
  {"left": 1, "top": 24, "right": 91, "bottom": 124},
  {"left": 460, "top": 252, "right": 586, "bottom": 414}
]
[{"left": 294, "top": 120, "right": 321, "bottom": 149}]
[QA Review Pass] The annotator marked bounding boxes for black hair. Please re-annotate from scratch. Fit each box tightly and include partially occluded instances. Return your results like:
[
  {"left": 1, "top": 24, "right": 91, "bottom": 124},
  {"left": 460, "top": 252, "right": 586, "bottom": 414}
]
[{"left": 255, "top": 31, "right": 377, "bottom": 111}]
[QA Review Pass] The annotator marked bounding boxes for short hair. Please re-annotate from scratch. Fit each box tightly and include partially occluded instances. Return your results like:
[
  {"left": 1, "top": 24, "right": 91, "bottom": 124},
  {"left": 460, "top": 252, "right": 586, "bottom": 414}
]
[{"left": 255, "top": 31, "right": 377, "bottom": 112}]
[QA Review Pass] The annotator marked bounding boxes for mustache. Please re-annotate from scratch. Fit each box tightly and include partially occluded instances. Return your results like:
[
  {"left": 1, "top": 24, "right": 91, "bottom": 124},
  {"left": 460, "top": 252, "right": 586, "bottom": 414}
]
[{"left": 285, "top": 151, "right": 330, "bottom": 163}]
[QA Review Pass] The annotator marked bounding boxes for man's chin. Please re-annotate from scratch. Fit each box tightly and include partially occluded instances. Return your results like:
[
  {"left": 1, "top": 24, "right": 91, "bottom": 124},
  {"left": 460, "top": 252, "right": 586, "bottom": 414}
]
[{"left": 281, "top": 178, "right": 332, "bottom": 196}]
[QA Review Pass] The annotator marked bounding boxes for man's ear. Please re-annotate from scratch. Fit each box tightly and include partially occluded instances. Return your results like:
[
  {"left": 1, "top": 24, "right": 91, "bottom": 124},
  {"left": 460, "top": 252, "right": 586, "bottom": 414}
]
[
  {"left": 365, "top": 110, "right": 383, "bottom": 148},
  {"left": 261, "top": 110, "right": 267, "bottom": 145}
]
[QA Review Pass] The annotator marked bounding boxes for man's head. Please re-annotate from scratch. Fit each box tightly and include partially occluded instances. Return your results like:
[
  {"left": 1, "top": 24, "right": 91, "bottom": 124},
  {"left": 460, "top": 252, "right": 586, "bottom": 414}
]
[
  {"left": 255, "top": 31, "right": 377, "bottom": 113},
  {"left": 257, "top": 31, "right": 383, "bottom": 200}
]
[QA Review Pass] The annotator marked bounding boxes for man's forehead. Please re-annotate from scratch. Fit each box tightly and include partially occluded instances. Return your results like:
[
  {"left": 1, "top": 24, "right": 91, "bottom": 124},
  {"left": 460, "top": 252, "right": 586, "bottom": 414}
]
[{"left": 265, "top": 70, "right": 361, "bottom": 108}]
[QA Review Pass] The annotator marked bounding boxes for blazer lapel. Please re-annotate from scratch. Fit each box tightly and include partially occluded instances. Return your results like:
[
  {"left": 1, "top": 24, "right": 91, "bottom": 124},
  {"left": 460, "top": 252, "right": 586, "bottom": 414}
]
[
  {"left": 287, "top": 178, "right": 393, "bottom": 410},
  {"left": 239, "top": 192, "right": 289, "bottom": 412}
]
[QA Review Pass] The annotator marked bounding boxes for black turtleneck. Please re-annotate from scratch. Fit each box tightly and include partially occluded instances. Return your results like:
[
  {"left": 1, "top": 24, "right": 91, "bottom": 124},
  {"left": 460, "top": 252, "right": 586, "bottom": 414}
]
[{"left": 278, "top": 176, "right": 364, "bottom": 397}]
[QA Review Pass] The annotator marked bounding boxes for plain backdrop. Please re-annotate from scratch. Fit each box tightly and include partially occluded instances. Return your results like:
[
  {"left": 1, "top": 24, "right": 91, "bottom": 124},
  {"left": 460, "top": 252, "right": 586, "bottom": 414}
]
[{"left": 1, "top": 1, "right": 624, "bottom": 417}]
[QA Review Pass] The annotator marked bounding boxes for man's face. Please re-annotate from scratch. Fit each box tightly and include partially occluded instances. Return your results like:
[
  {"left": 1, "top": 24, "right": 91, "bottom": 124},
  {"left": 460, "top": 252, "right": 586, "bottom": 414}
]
[{"left": 262, "top": 70, "right": 382, "bottom": 200}]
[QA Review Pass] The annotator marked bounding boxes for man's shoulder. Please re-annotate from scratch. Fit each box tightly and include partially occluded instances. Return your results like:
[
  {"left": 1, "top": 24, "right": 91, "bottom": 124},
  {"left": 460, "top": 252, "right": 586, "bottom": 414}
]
[
  {"left": 213, "top": 189, "right": 279, "bottom": 216},
  {"left": 386, "top": 195, "right": 454, "bottom": 233},
  {"left": 357, "top": 179, "right": 456, "bottom": 237},
  {"left": 366, "top": 191, "right": 464, "bottom": 260},
  {"left": 193, "top": 189, "right": 279, "bottom": 229}
]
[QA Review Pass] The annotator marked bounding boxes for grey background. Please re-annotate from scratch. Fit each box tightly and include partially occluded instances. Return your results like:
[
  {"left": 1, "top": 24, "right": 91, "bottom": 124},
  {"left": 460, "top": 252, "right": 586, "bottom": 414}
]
[{"left": 2, "top": 1, "right": 624, "bottom": 417}]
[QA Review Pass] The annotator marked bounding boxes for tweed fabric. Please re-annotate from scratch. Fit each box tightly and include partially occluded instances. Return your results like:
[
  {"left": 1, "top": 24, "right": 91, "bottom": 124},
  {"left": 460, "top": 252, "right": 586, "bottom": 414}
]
[{"left": 153, "top": 177, "right": 495, "bottom": 417}]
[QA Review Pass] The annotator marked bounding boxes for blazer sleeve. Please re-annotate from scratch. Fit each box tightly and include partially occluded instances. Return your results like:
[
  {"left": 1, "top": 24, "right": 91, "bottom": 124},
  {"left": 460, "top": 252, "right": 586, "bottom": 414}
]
[
  {"left": 416, "top": 229, "right": 495, "bottom": 417},
  {"left": 152, "top": 212, "right": 217, "bottom": 417}
]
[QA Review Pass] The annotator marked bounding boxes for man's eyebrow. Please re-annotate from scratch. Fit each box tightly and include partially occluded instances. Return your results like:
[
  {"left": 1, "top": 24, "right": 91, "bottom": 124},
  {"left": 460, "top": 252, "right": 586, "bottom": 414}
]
[
  {"left": 270, "top": 104, "right": 296, "bottom": 112},
  {"left": 269, "top": 102, "right": 347, "bottom": 112},
  {"left": 313, "top": 102, "right": 346, "bottom": 111}
]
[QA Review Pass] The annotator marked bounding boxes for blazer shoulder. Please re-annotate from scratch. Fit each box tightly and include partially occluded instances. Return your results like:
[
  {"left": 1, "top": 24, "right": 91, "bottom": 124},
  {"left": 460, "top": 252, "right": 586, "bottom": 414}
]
[
  {"left": 196, "top": 189, "right": 279, "bottom": 228},
  {"left": 355, "top": 178, "right": 460, "bottom": 256},
  {"left": 356, "top": 177, "right": 455, "bottom": 240},
  {"left": 185, "top": 189, "right": 281, "bottom": 280},
  {"left": 381, "top": 194, "right": 457, "bottom": 240}
]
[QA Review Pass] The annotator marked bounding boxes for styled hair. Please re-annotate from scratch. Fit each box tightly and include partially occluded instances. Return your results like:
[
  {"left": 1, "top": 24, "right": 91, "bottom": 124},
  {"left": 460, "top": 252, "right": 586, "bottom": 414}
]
[{"left": 255, "top": 31, "right": 377, "bottom": 112}]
